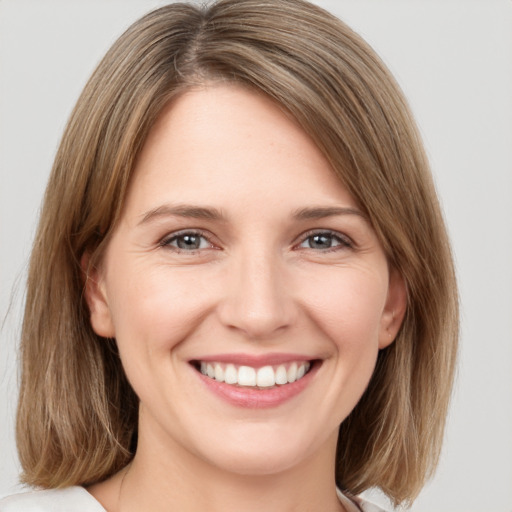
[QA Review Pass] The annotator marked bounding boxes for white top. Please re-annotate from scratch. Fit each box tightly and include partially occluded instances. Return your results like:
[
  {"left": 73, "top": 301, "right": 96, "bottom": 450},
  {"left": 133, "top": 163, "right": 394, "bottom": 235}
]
[
  {"left": 0, "top": 486, "right": 386, "bottom": 512},
  {"left": 0, "top": 487, "right": 105, "bottom": 511}
]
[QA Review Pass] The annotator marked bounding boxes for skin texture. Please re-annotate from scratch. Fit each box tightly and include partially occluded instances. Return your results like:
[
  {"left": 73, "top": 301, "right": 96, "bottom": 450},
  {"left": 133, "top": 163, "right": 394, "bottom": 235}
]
[{"left": 85, "top": 84, "right": 406, "bottom": 512}]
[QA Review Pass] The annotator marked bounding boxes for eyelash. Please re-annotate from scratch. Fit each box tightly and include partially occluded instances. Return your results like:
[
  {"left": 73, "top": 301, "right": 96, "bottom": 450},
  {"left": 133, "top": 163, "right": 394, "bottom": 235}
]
[
  {"left": 159, "top": 230, "right": 215, "bottom": 253},
  {"left": 295, "top": 230, "right": 354, "bottom": 252},
  {"left": 158, "top": 229, "right": 353, "bottom": 254}
]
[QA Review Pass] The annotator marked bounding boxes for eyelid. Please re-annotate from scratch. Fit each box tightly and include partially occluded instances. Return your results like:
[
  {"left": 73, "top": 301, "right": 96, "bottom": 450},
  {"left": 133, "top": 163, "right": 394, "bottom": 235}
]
[
  {"left": 158, "top": 229, "right": 219, "bottom": 251},
  {"left": 157, "top": 228, "right": 354, "bottom": 253},
  {"left": 293, "top": 229, "right": 354, "bottom": 251}
]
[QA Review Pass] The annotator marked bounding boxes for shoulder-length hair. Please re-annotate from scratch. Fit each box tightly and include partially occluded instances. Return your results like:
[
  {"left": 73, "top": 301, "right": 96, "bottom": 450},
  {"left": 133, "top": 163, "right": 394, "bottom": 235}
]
[{"left": 17, "top": 0, "right": 458, "bottom": 506}]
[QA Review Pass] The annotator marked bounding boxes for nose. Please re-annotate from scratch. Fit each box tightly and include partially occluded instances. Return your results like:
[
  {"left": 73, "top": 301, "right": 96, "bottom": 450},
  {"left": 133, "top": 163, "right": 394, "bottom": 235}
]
[{"left": 216, "top": 248, "right": 297, "bottom": 340}]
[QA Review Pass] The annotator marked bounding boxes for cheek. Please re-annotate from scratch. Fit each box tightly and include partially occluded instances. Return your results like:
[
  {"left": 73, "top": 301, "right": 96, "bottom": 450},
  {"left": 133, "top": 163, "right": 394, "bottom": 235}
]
[
  {"left": 105, "top": 264, "right": 215, "bottom": 354},
  {"left": 299, "top": 268, "right": 388, "bottom": 420},
  {"left": 298, "top": 266, "right": 388, "bottom": 350}
]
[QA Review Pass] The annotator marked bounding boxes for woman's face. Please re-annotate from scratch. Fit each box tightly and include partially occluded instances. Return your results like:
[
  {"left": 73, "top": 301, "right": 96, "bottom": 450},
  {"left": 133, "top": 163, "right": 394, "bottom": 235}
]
[{"left": 87, "top": 84, "right": 405, "bottom": 477}]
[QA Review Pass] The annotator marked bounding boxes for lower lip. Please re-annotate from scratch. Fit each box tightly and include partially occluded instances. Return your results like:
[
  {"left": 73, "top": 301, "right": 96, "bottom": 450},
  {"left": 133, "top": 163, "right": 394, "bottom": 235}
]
[{"left": 195, "top": 363, "right": 318, "bottom": 409}]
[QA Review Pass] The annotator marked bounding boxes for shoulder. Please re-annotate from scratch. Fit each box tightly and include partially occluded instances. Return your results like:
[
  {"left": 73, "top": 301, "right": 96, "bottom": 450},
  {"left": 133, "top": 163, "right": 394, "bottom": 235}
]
[
  {"left": 0, "top": 486, "right": 106, "bottom": 512},
  {"left": 337, "top": 488, "right": 389, "bottom": 512},
  {"left": 351, "top": 494, "right": 389, "bottom": 512}
]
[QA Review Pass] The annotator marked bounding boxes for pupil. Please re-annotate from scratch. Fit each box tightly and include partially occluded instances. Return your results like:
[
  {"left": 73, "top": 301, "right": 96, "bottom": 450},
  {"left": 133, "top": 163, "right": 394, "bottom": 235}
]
[
  {"left": 177, "top": 235, "right": 200, "bottom": 250},
  {"left": 310, "top": 234, "right": 331, "bottom": 249}
]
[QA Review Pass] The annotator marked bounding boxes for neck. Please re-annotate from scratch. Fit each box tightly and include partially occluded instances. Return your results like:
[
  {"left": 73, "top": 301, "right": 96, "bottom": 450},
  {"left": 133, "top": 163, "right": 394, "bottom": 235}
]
[
  {"left": 88, "top": 409, "right": 345, "bottom": 512},
  {"left": 111, "top": 424, "right": 342, "bottom": 512}
]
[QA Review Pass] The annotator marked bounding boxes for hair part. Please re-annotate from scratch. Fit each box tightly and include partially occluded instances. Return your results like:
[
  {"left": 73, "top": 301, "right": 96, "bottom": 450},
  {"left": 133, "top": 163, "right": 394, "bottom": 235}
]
[{"left": 17, "top": 0, "right": 458, "bottom": 506}]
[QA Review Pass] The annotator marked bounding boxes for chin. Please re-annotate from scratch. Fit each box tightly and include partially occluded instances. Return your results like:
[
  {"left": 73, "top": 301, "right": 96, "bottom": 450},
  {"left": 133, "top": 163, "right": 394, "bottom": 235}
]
[
  {"left": 205, "top": 447, "right": 307, "bottom": 477},
  {"left": 189, "top": 423, "right": 332, "bottom": 478}
]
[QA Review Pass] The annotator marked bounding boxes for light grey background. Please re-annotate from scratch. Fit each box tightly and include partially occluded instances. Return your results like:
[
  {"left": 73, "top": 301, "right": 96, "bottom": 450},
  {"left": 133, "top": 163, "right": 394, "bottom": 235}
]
[{"left": 1, "top": 1, "right": 511, "bottom": 510}]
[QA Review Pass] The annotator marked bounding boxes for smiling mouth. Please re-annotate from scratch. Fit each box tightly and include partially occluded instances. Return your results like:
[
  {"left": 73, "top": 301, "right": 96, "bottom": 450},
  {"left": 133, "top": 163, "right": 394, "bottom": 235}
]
[{"left": 191, "top": 361, "right": 314, "bottom": 389}]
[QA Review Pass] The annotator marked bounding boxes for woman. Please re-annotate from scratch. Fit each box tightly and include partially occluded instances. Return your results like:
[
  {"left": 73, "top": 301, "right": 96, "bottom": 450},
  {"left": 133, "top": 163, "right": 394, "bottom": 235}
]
[{"left": 0, "top": 0, "right": 458, "bottom": 511}]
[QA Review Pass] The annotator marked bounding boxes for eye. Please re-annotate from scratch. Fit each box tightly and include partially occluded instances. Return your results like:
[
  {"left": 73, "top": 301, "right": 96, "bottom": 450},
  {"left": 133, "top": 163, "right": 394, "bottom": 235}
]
[
  {"left": 298, "top": 231, "right": 352, "bottom": 251},
  {"left": 160, "top": 231, "right": 213, "bottom": 251}
]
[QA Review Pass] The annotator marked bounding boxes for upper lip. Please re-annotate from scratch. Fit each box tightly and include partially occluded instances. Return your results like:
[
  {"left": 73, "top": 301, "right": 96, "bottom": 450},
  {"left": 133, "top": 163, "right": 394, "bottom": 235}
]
[{"left": 190, "top": 353, "right": 316, "bottom": 367}]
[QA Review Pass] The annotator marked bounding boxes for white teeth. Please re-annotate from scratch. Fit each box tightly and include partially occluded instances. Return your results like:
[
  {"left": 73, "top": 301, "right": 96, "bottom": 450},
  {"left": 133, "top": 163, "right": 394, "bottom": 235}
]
[
  {"left": 224, "top": 364, "right": 237, "bottom": 384},
  {"left": 275, "top": 365, "right": 288, "bottom": 385},
  {"left": 256, "top": 366, "right": 275, "bottom": 387},
  {"left": 198, "top": 361, "right": 311, "bottom": 388},
  {"left": 287, "top": 362, "right": 297, "bottom": 383},
  {"left": 214, "top": 364, "right": 224, "bottom": 382},
  {"left": 238, "top": 366, "right": 256, "bottom": 386}
]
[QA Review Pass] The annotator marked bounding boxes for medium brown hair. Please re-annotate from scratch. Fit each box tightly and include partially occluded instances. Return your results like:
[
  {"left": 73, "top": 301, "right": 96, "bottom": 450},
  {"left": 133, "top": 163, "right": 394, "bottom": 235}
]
[{"left": 17, "top": 0, "right": 458, "bottom": 506}]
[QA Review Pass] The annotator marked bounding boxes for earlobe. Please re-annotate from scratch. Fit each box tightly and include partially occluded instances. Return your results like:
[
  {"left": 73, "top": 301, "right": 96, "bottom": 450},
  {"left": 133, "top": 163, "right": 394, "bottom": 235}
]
[
  {"left": 81, "top": 253, "right": 115, "bottom": 338},
  {"left": 379, "top": 267, "right": 407, "bottom": 349}
]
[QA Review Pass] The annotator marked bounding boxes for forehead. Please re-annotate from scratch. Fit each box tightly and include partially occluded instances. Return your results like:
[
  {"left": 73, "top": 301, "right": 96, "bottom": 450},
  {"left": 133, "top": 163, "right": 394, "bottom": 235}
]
[{"left": 123, "top": 84, "right": 357, "bottom": 220}]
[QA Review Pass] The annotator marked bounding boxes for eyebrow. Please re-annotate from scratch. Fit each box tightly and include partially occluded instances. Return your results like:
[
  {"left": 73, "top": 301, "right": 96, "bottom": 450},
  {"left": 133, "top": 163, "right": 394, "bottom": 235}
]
[
  {"left": 138, "top": 203, "right": 367, "bottom": 226},
  {"left": 138, "top": 204, "right": 226, "bottom": 225},
  {"left": 292, "top": 206, "right": 367, "bottom": 221}
]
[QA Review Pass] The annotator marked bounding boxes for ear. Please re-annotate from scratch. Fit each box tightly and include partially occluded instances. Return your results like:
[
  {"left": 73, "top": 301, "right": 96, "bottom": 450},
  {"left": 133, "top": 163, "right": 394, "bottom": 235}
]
[
  {"left": 81, "top": 252, "right": 115, "bottom": 338},
  {"left": 379, "top": 267, "right": 407, "bottom": 349}
]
